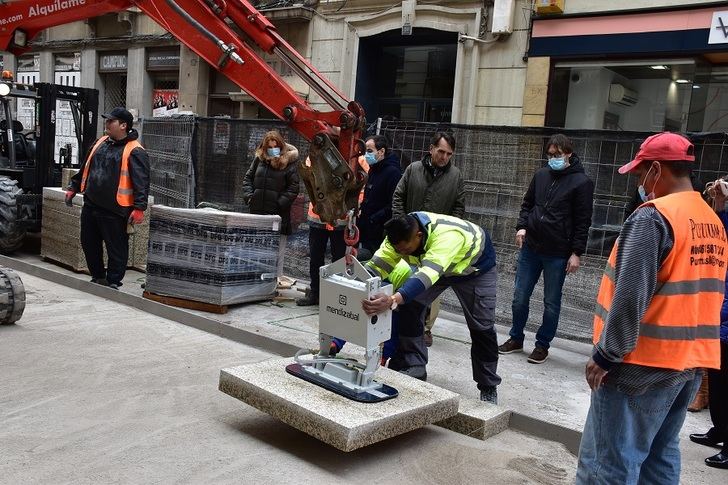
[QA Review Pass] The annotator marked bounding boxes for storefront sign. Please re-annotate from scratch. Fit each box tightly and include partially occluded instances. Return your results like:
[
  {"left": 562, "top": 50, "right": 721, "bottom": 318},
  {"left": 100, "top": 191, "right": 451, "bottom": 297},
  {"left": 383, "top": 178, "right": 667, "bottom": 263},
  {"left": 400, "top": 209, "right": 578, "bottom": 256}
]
[
  {"left": 55, "top": 52, "right": 81, "bottom": 71},
  {"left": 17, "top": 53, "right": 39, "bottom": 72},
  {"left": 99, "top": 53, "right": 127, "bottom": 72},
  {"left": 709, "top": 11, "right": 728, "bottom": 44},
  {"left": 147, "top": 50, "right": 180, "bottom": 71},
  {"left": 152, "top": 89, "right": 179, "bottom": 117}
]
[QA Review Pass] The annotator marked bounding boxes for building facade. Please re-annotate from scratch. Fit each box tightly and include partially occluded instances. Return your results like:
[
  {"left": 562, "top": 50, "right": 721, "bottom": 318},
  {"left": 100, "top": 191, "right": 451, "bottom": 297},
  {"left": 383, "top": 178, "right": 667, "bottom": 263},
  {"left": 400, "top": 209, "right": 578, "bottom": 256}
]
[{"left": 1, "top": 1, "right": 726, "bottom": 132}]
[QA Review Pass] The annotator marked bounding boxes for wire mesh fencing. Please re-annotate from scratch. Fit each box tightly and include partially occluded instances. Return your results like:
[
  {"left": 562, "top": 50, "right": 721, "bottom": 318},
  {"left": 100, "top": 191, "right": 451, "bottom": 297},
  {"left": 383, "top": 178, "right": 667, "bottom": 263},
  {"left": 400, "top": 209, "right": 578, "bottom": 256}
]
[
  {"left": 375, "top": 121, "right": 728, "bottom": 342},
  {"left": 139, "top": 116, "right": 728, "bottom": 343}
]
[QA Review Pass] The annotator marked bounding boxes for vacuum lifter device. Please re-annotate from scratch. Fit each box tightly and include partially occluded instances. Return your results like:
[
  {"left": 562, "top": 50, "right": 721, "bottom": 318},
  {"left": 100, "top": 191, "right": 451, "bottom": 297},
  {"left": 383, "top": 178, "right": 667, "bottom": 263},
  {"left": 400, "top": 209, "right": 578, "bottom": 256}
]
[{"left": 286, "top": 257, "right": 398, "bottom": 403}]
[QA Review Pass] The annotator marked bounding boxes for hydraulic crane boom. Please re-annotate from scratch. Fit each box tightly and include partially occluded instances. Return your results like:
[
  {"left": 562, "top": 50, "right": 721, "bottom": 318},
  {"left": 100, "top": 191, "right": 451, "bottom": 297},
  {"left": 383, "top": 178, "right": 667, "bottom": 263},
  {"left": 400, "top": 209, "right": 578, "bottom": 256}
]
[{"left": 0, "top": 0, "right": 367, "bottom": 226}]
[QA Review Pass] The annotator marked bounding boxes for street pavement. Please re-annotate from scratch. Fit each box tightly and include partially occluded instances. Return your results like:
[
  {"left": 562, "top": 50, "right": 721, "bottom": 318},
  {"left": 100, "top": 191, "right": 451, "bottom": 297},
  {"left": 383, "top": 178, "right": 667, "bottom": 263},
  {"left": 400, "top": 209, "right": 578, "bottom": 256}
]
[
  {"left": 0, "top": 256, "right": 724, "bottom": 484},
  {"left": 1, "top": 271, "right": 577, "bottom": 484}
]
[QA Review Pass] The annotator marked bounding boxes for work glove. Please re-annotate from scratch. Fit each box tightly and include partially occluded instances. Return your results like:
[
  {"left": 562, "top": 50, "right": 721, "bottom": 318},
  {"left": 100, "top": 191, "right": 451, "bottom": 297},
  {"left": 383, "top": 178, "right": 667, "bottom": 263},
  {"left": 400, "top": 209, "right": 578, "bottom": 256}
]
[
  {"left": 64, "top": 190, "right": 76, "bottom": 207},
  {"left": 128, "top": 209, "right": 145, "bottom": 225}
]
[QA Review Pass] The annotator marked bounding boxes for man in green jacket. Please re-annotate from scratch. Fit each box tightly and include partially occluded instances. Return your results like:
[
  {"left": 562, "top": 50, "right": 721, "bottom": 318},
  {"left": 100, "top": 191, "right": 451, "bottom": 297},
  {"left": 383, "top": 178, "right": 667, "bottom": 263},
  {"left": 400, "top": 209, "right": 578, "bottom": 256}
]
[
  {"left": 391, "top": 132, "right": 465, "bottom": 347},
  {"left": 362, "top": 212, "right": 501, "bottom": 403}
]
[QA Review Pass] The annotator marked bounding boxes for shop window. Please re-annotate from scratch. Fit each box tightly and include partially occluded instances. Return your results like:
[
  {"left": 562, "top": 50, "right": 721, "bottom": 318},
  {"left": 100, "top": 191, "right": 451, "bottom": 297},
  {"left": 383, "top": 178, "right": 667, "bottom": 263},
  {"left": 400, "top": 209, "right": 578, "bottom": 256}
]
[
  {"left": 547, "top": 60, "right": 698, "bottom": 132},
  {"left": 153, "top": 77, "right": 179, "bottom": 91}
]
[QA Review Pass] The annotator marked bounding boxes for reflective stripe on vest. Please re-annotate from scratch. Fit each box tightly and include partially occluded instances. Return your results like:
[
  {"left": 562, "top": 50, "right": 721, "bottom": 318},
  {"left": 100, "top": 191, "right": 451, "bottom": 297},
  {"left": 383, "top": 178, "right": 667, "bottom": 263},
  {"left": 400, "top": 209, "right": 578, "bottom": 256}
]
[
  {"left": 80, "top": 135, "right": 142, "bottom": 207},
  {"left": 593, "top": 191, "right": 726, "bottom": 371}
]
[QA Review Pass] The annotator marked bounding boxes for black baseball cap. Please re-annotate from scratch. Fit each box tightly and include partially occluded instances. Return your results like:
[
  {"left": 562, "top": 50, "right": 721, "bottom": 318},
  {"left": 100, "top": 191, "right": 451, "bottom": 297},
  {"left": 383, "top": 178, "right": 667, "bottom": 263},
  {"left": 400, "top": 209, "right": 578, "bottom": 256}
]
[{"left": 102, "top": 107, "right": 133, "bottom": 129}]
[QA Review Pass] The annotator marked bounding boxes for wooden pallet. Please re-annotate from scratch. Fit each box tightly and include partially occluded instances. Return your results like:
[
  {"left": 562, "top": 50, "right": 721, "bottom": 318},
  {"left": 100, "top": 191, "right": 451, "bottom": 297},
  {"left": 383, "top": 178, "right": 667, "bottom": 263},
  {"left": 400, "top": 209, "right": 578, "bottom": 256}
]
[{"left": 142, "top": 291, "right": 229, "bottom": 314}]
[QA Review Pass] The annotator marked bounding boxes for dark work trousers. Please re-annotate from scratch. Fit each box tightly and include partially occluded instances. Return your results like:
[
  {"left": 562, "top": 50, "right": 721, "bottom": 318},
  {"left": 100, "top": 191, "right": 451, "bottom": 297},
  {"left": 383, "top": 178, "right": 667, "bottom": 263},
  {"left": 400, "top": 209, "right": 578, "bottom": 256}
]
[
  {"left": 308, "top": 226, "right": 346, "bottom": 296},
  {"left": 390, "top": 266, "right": 501, "bottom": 389},
  {"left": 708, "top": 341, "right": 728, "bottom": 453},
  {"left": 80, "top": 203, "right": 129, "bottom": 286}
]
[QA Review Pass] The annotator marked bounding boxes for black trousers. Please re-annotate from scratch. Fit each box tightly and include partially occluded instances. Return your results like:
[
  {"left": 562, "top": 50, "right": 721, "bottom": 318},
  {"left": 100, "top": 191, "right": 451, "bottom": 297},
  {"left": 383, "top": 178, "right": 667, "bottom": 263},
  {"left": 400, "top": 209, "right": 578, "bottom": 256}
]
[
  {"left": 308, "top": 226, "right": 345, "bottom": 295},
  {"left": 708, "top": 341, "right": 728, "bottom": 453},
  {"left": 80, "top": 203, "right": 129, "bottom": 285},
  {"left": 390, "top": 267, "right": 501, "bottom": 389}
]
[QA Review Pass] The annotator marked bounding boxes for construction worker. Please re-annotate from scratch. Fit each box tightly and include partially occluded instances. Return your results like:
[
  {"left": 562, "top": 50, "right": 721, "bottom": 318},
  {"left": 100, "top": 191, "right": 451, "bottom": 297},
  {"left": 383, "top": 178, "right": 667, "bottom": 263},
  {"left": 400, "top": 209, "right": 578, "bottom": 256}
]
[
  {"left": 66, "top": 107, "right": 150, "bottom": 289},
  {"left": 362, "top": 212, "right": 500, "bottom": 403},
  {"left": 392, "top": 131, "right": 465, "bottom": 347},
  {"left": 576, "top": 133, "right": 727, "bottom": 483}
]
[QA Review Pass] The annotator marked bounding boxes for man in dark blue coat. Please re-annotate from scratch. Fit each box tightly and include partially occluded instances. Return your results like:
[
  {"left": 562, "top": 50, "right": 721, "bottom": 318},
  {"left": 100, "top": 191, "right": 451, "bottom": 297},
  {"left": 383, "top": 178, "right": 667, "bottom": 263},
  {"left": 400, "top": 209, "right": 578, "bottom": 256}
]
[{"left": 358, "top": 135, "right": 402, "bottom": 261}]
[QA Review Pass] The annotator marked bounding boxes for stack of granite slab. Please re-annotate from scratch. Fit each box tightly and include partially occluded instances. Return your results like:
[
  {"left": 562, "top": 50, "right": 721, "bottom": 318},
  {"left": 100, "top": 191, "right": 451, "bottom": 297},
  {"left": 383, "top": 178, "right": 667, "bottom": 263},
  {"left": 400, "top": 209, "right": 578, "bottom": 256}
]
[
  {"left": 145, "top": 205, "right": 280, "bottom": 305},
  {"left": 41, "top": 187, "right": 152, "bottom": 272}
]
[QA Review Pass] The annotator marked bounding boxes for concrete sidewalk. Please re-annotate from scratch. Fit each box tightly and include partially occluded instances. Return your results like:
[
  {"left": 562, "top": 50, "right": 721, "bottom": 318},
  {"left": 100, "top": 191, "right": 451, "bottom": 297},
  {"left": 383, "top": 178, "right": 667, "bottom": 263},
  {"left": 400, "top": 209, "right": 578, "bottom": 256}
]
[
  {"left": 1, "top": 253, "right": 724, "bottom": 484},
  {"left": 1, "top": 272, "right": 577, "bottom": 484}
]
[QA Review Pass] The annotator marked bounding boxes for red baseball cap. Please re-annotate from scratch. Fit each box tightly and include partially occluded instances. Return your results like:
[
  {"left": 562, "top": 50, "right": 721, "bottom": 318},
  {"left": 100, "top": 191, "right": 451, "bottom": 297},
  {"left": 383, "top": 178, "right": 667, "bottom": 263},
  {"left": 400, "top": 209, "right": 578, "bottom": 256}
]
[{"left": 618, "top": 132, "right": 695, "bottom": 174}]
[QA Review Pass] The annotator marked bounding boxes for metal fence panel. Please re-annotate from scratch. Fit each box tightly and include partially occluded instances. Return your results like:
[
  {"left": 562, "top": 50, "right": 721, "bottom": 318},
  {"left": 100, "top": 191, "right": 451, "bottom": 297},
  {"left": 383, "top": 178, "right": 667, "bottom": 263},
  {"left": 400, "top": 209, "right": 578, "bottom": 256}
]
[{"left": 139, "top": 116, "right": 196, "bottom": 208}]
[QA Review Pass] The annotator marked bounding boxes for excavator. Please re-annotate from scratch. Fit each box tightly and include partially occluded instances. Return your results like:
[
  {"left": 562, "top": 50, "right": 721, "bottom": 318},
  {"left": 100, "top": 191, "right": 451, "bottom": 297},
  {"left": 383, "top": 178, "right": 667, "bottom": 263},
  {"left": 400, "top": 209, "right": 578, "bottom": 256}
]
[{"left": 0, "top": 0, "right": 397, "bottom": 401}]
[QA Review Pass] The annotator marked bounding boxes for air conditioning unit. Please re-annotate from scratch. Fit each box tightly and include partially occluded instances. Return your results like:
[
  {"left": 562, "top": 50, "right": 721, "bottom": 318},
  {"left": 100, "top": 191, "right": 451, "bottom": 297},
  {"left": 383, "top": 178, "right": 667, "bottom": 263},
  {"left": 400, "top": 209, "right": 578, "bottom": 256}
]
[
  {"left": 492, "top": 0, "right": 516, "bottom": 35},
  {"left": 609, "top": 84, "right": 639, "bottom": 107}
]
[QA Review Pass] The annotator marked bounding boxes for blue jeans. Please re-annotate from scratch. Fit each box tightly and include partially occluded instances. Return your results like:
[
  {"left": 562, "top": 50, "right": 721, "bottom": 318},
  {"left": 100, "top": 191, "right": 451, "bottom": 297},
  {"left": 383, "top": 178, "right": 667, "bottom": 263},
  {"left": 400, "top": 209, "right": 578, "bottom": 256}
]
[
  {"left": 509, "top": 244, "right": 568, "bottom": 349},
  {"left": 576, "top": 376, "right": 701, "bottom": 485}
]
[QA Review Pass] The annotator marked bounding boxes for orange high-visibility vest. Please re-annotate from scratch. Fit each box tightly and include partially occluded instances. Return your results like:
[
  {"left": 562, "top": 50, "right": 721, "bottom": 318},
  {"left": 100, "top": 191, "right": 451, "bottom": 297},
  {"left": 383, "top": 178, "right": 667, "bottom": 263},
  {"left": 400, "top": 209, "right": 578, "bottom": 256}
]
[
  {"left": 80, "top": 135, "right": 142, "bottom": 207},
  {"left": 593, "top": 191, "right": 727, "bottom": 371},
  {"left": 306, "top": 156, "right": 368, "bottom": 230}
]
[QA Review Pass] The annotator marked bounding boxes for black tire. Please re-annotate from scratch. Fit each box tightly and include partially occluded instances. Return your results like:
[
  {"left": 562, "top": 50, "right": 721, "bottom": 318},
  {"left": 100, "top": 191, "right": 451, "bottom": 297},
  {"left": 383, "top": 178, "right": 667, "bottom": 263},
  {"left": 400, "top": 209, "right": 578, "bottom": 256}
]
[
  {"left": 0, "top": 176, "right": 27, "bottom": 254},
  {"left": 0, "top": 267, "right": 25, "bottom": 324}
]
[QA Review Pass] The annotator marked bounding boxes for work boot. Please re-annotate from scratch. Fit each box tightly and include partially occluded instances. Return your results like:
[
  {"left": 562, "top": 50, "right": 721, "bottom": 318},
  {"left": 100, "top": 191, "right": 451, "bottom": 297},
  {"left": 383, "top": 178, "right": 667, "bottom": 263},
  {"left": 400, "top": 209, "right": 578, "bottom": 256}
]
[
  {"left": 527, "top": 346, "right": 549, "bottom": 364},
  {"left": 296, "top": 290, "right": 319, "bottom": 307},
  {"left": 498, "top": 338, "right": 524, "bottom": 354},
  {"left": 688, "top": 372, "right": 709, "bottom": 412},
  {"left": 424, "top": 330, "right": 433, "bottom": 347},
  {"left": 397, "top": 366, "right": 427, "bottom": 381},
  {"left": 479, "top": 386, "right": 498, "bottom": 405}
]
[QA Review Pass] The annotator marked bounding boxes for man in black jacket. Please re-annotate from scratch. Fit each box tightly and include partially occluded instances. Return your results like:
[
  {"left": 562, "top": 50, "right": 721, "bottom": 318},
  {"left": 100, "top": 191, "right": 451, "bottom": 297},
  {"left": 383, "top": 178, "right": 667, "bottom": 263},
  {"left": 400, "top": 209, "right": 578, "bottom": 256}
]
[
  {"left": 499, "top": 134, "right": 594, "bottom": 363},
  {"left": 66, "top": 107, "right": 150, "bottom": 289}
]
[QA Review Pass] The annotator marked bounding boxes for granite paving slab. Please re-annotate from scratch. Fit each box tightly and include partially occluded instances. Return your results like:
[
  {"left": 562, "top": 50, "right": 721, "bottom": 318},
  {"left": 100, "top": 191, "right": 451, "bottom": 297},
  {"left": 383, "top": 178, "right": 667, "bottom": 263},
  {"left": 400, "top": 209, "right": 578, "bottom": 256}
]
[
  {"left": 219, "top": 357, "right": 459, "bottom": 452},
  {"left": 436, "top": 397, "right": 512, "bottom": 440}
]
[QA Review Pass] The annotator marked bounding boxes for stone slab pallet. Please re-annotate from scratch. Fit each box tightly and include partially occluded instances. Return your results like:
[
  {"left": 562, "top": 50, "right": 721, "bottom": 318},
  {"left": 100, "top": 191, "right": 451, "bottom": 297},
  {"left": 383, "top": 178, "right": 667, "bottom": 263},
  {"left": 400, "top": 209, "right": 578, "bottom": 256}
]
[
  {"left": 145, "top": 206, "right": 280, "bottom": 306},
  {"left": 143, "top": 290, "right": 229, "bottom": 314},
  {"left": 219, "top": 357, "right": 459, "bottom": 452},
  {"left": 41, "top": 187, "right": 151, "bottom": 273}
]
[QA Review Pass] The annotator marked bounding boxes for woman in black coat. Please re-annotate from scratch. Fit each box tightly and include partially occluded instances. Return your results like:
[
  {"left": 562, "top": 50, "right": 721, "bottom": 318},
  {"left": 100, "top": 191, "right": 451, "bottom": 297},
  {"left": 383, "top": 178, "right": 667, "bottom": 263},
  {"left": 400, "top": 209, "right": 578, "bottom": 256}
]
[{"left": 242, "top": 130, "right": 299, "bottom": 275}]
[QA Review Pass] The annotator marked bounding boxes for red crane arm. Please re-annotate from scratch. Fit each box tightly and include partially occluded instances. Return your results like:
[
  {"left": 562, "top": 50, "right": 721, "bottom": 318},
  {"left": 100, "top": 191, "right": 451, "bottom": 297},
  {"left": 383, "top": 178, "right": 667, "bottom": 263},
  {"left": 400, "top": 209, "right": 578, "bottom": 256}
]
[{"left": 0, "top": 0, "right": 367, "bottom": 224}]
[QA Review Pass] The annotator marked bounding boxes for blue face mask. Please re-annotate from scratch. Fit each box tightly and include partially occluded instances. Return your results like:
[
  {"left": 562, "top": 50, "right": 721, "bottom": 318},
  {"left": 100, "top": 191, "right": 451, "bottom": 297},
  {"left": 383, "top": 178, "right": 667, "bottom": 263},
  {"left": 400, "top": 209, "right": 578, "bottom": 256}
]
[
  {"left": 638, "top": 165, "right": 657, "bottom": 203},
  {"left": 548, "top": 157, "right": 567, "bottom": 171},
  {"left": 365, "top": 151, "right": 378, "bottom": 165},
  {"left": 267, "top": 147, "right": 281, "bottom": 157}
]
